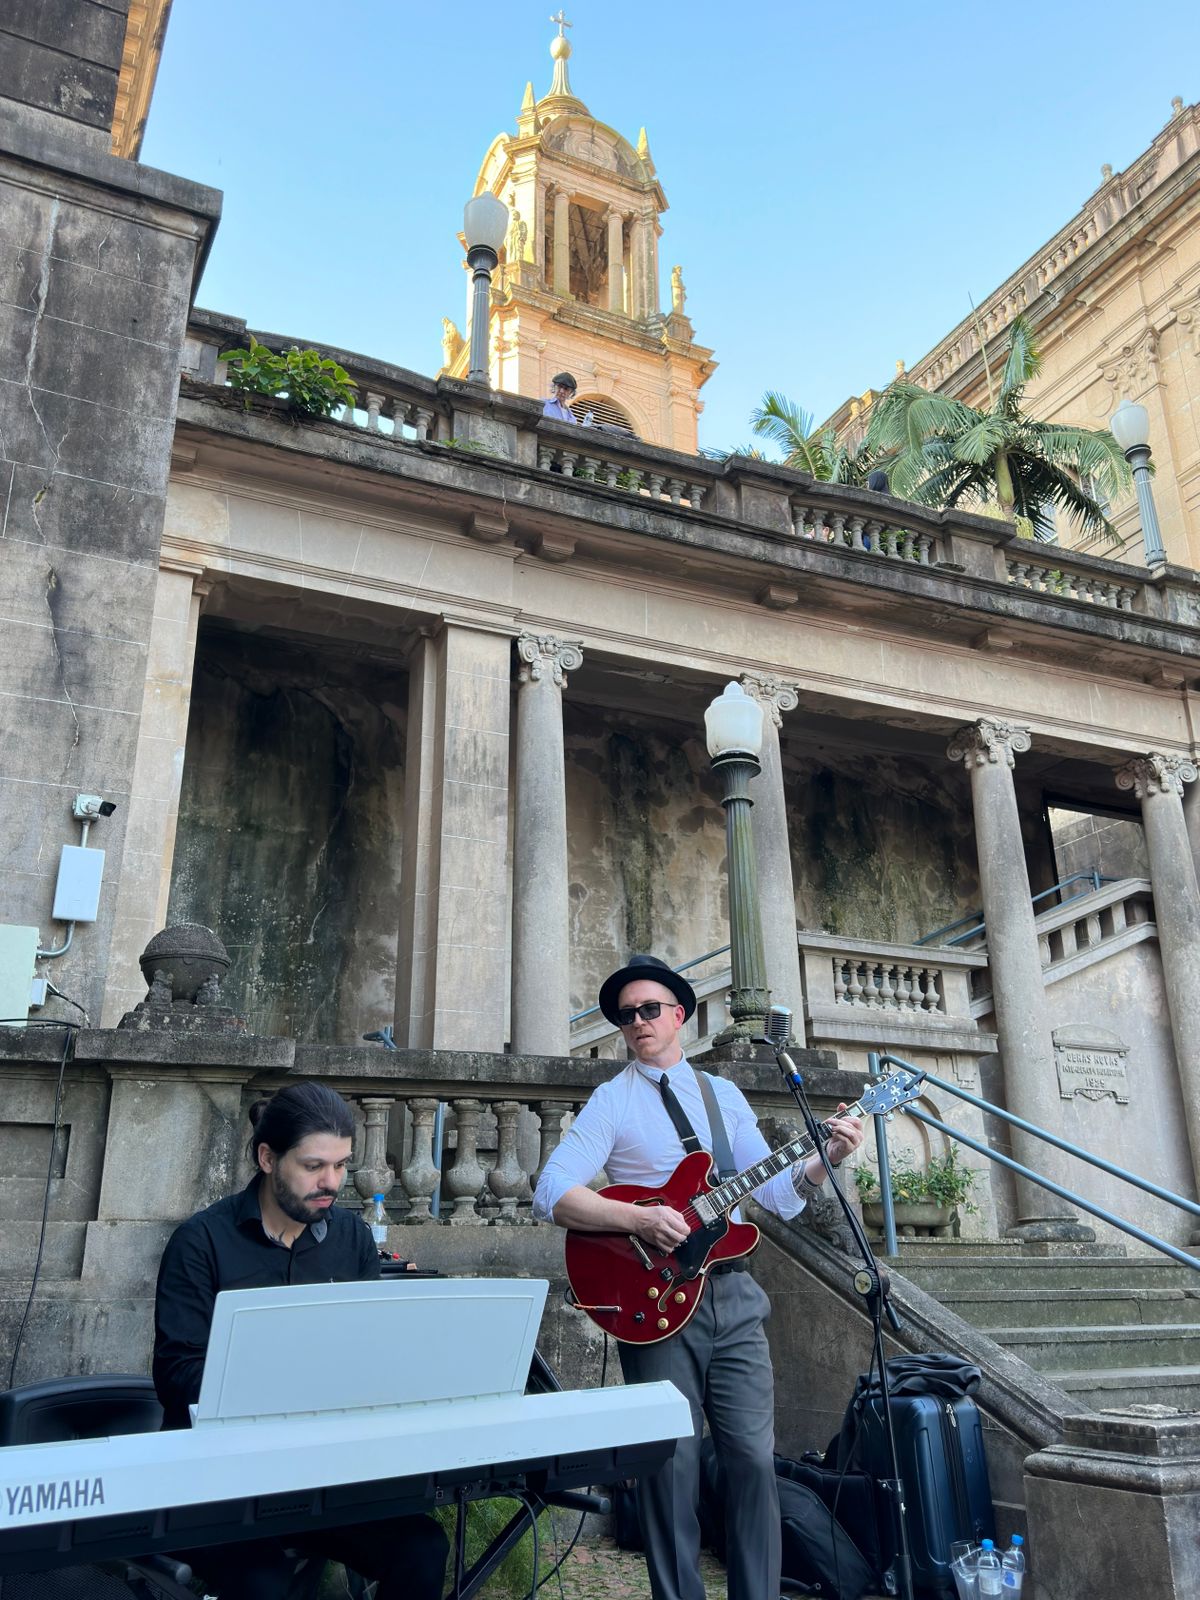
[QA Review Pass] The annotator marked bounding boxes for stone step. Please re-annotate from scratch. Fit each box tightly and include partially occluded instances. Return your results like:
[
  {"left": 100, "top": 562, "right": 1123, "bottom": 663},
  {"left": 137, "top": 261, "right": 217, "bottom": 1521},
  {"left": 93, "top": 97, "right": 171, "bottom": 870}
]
[
  {"left": 899, "top": 1256, "right": 1199, "bottom": 1295},
  {"left": 938, "top": 1287, "right": 1200, "bottom": 1328},
  {"left": 1053, "top": 1365, "right": 1200, "bottom": 1413},
  {"left": 990, "top": 1324, "right": 1200, "bottom": 1373}
]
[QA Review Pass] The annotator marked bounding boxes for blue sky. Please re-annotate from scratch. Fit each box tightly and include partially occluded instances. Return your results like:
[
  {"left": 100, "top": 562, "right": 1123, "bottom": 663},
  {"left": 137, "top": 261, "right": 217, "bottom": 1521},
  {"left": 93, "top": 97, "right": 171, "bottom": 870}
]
[{"left": 143, "top": 1, "right": 1199, "bottom": 451}]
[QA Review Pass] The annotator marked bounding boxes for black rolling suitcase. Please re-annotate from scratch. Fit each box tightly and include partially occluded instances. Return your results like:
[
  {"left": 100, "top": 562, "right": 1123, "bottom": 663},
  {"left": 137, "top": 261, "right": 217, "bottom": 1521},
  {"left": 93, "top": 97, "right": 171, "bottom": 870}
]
[{"left": 848, "top": 1392, "right": 995, "bottom": 1597}]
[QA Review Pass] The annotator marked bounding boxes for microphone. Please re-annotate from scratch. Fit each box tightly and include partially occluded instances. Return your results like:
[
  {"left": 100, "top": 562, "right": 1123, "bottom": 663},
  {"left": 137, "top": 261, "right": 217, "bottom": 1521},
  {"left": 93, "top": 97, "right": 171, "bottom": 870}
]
[{"left": 765, "top": 1005, "right": 791, "bottom": 1050}]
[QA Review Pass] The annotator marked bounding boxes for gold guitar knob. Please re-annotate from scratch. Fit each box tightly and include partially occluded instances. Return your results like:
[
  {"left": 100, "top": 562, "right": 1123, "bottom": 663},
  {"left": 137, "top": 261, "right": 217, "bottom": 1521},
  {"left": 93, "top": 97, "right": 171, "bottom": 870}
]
[
  {"left": 657, "top": 1317, "right": 669, "bottom": 1330},
  {"left": 648, "top": 1287, "right": 660, "bottom": 1299},
  {"left": 673, "top": 1291, "right": 686, "bottom": 1304}
]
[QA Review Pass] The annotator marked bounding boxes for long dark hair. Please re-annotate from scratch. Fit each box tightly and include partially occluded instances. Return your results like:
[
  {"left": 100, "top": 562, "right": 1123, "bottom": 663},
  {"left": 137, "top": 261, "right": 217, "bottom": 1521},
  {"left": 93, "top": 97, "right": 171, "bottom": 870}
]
[{"left": 246, "top": 1082, "right": 355, "bottom": 1167}]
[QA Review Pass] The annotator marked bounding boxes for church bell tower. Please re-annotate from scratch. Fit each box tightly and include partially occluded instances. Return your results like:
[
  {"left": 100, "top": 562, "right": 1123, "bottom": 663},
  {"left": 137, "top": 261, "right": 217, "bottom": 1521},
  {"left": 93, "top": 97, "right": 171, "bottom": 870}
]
[{"left": 441, "top": 15, "right": 716, "bottom": 452}]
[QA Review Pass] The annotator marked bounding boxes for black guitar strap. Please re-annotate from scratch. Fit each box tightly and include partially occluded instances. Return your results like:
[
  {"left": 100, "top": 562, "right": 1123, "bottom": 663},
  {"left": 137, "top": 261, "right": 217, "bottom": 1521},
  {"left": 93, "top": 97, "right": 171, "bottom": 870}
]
[
  {"left": 696, "top": 1071, "right": 737, "bottom": 1183},
  {"left": 657, "top": 1069, "right": 737, "bottom": 1182}
]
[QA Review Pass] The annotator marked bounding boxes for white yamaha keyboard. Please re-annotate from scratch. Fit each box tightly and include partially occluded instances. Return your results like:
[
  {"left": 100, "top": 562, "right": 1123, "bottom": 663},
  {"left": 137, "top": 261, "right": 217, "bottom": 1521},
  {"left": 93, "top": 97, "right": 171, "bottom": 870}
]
[
  {"left": 0, "top": 1381, "right": 689, "bottom": 1573},
  {"left": 0, "top": 1278, "right": 692, "bottom": 1577}
]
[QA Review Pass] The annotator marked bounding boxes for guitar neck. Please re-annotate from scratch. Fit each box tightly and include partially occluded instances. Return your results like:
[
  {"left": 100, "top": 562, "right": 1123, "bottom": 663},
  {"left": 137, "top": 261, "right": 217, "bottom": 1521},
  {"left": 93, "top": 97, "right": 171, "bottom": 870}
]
[{"left": 705, "top": 1096, "right": 867, "bottom": 1218}]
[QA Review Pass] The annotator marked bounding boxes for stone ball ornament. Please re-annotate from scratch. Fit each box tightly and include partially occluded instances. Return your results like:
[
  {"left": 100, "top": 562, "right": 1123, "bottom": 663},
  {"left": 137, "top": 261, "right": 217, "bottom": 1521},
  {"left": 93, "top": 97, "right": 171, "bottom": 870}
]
[{"left": 138, "top": 923, "right": 231, "bottom": 1003}]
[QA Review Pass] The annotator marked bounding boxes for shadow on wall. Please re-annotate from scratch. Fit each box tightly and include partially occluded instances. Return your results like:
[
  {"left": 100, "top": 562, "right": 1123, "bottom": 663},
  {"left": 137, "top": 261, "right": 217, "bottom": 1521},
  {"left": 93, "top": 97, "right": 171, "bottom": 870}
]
[{"left": 167, "top": 624, "right": 407, "bottom": 1041}]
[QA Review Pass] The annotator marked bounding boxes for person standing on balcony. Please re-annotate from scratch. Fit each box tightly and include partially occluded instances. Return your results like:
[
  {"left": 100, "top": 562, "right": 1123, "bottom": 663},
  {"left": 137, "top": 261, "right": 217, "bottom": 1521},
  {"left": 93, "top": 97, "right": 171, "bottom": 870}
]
[
  {"left": 152, "top": 1081, "right": 446, "bottom": 1600},
  {"left": 543, "top": 371, "right": 593, "bottom": 424},
  {"left": 533, "top": 954, "right": 864, "bottom": 1600}
]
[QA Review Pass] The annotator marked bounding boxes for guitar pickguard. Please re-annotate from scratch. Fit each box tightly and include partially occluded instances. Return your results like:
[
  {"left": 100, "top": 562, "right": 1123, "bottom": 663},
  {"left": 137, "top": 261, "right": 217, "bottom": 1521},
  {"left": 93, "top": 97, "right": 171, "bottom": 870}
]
[{"left": 673, "top": 1218, "right": 728, "bottom": 1278}]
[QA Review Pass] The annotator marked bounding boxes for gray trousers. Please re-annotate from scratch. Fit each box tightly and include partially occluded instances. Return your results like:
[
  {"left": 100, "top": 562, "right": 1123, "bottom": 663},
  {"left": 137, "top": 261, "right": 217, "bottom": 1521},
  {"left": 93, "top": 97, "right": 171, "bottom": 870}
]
[{"left": 618, "top": 1270, "right": 782, "bottom": 1600}]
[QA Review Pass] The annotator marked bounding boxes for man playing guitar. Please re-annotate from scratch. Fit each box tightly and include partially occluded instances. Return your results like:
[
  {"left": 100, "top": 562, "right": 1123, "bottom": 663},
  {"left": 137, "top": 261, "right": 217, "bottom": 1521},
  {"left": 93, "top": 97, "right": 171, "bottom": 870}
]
[{"left": 532, "top": 955, "right": 864, "bottom": 1600}]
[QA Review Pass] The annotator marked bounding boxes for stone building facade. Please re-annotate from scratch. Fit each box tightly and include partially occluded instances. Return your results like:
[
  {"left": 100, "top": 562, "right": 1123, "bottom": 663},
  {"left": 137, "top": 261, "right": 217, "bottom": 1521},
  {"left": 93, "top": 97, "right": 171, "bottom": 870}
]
[{"left": 827, "top": 99, "right": 1200, "bottom": 569}]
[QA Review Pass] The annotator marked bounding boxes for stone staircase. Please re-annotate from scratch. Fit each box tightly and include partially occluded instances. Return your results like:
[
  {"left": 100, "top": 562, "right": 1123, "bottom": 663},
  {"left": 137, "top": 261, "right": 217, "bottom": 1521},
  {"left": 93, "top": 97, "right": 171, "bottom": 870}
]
[{"left": 896, "top": 1243, "right": 1200, "bottom": 1412}]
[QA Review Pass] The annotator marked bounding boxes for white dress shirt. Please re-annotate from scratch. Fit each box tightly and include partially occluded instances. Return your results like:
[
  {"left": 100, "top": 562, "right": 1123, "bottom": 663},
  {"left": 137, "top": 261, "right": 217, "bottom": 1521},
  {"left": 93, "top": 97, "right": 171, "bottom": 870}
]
[
  {"left": 542, "top": 396, "right": 579, "bottom": 423},
  {"left": 532, "top": 1056, "right": 806, "bottom": 1224}
]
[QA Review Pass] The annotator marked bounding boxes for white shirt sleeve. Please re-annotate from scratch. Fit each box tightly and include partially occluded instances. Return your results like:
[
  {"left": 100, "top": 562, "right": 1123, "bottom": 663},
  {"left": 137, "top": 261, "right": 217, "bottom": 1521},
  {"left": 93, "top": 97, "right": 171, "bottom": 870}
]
[
  {"left": 531, "top": 1081, "right": 620, "bottom": 1223},
  {"left": 720, "top": 1079, "right": 807, "bottom": 1222}
]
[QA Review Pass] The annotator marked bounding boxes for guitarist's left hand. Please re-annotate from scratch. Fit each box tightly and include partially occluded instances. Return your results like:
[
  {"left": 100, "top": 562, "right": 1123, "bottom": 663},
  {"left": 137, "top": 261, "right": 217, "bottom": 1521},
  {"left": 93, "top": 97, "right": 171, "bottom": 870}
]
[{"left": 802, "top": 1104, "right": 864, "bottom": 1185}]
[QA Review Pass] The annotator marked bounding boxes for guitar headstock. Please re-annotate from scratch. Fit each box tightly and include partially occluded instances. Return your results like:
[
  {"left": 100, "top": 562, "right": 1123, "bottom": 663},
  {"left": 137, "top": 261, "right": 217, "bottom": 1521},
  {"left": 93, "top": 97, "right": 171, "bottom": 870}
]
[{"left": 855, "top": 1066, "right": 926, "bottom": 1119}]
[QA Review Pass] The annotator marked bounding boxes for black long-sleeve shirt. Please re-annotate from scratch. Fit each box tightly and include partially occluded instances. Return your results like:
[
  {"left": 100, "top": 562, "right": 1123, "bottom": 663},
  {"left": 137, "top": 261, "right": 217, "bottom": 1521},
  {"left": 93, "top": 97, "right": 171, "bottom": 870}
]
[{"left": 153, "top": 1176, "right": 379, "bottom": 1429}]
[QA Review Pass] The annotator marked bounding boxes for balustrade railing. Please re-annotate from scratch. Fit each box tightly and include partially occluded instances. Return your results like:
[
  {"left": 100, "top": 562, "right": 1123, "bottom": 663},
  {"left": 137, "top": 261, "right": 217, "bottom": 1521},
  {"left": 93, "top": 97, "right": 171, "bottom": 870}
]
[
  {"left": 830, "top": 954, "right": 945, "bottom": 1013},
  {"left": 535, "top": 428, "right": 712, "bottom": 510},
  {"left": 1006, "top": 553, "right": 1138, "bottom": 611},
  {"left": 790, "top": 495, "right": 940, "bottom": 564}
]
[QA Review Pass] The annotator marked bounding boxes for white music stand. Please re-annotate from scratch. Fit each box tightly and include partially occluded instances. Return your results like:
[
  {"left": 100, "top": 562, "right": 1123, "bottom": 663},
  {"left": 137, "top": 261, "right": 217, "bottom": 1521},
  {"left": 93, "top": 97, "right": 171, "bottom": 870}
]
[{"left": 192, "top": 1277, "right": 548, "bottom": 1426}]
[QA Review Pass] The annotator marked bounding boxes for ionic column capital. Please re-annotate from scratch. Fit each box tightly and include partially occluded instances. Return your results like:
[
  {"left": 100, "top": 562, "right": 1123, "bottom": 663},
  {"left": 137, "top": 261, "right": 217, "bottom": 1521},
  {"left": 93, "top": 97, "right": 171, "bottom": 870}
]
[
  {"left": 947, "top": 718, "right": 1032, "bottom": 769},
  {"left": 1115, "top": 752, "right": 1199, "bottom": 800},
  {"left": 516, "top": 631, "right": 584, "bottom": 688},
  {"left": 740, "top": 672, "right": 800, "bottom": 729}
]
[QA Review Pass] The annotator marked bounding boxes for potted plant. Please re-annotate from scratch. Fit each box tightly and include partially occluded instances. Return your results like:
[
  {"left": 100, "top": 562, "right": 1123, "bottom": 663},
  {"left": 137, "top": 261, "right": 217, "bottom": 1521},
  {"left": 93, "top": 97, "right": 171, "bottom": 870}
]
[{"left": 854, "top": 1147, "right": 978, "bottom": 1239}]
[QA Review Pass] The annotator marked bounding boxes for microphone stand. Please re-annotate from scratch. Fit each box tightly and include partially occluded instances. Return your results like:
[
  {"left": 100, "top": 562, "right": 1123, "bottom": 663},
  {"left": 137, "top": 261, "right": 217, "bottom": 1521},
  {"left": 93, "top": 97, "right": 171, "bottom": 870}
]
[{"left": 762, "top": 1030, "right": 915, "bottom": 1600}]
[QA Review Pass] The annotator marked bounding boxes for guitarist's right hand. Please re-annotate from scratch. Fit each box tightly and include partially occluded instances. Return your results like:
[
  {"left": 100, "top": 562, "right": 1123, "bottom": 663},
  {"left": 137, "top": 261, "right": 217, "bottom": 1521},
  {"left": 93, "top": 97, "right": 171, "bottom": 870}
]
[{"left": 632, "top": 1203, "right": 690, "bottom": 1251}]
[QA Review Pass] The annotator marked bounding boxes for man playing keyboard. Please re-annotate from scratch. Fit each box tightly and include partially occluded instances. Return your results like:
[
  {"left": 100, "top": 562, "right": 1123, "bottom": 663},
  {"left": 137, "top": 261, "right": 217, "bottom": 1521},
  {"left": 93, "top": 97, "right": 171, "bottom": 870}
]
[{"left": 153, "top": 1081, "right": 448, "bottom": 1600}]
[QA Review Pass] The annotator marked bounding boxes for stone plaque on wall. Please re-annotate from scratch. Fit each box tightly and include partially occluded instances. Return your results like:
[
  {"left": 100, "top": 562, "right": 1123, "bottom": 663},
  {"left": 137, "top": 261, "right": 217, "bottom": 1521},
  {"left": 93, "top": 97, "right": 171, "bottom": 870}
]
[{"left": 1053, "top": 1026, "right": 1129, "bottom": 1103}]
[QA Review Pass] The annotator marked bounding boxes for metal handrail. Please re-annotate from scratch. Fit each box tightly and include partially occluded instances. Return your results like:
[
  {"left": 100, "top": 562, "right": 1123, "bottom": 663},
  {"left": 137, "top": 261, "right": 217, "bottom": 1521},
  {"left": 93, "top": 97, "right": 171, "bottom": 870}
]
[
  {"left": 866, "top": 1049, "right": 1200, "bottom": 1271},
  {"left": 915, "top": 871, "right": 1118, "bottom": 948},
  {"left": 568, "top": 944, "right": 732, "bottom": 1026}
]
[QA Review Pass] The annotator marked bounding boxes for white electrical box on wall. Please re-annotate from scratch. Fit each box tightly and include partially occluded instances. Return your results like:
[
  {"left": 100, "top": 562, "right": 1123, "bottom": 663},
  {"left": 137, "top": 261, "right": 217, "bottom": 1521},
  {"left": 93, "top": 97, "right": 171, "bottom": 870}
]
[
  {"left": 0, "top": 926, "right": 40, "bottom": 1026},
  {"left": 52, "top": 845, "right": 105, "bottom": 923}
]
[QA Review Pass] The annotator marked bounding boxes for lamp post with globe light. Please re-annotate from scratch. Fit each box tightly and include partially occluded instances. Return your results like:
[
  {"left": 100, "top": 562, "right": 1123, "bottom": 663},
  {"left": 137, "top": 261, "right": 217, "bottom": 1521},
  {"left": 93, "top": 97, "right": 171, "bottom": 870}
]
[
  {"left": 704, "top": 681, "right": 770, "bottom": 1042},
  {"left": 1110, "top": 399, "right": 1167, "bottom": 570},
  {"left": 463, "top": 192, "right": 508, "bottom": 386}
]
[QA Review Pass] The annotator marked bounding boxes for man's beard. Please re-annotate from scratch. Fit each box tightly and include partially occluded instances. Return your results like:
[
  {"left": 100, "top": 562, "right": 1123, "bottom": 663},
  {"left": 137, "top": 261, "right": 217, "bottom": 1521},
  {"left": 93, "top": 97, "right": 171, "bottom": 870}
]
[{"left": 271, "top": 1167, "right": 337, "bottom": 1224}]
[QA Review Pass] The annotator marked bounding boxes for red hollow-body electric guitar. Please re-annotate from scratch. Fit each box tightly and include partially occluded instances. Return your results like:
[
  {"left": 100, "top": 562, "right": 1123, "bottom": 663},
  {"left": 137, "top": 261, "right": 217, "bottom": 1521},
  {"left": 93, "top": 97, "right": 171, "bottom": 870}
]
[{"left": 564, "top": 1066, "right": 925, "bottom": 1344}]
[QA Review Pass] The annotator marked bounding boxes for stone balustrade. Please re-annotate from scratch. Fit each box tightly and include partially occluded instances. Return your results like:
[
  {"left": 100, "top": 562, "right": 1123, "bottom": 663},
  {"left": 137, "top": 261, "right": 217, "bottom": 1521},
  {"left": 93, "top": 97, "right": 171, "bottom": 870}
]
[
  {"left": 968, "top": 876, "right": 1157, "bottom": 1015},
  {"left": 790, "top": 494, "right": 940, "bottom": 564},
  {"left": 1006, "top": 551, "right": 1139, "bottom": 611},
  {"left": 797, "top": 931, "right": 991, "bottom": 1056},
  {"left": 178, "top": 311, "right": 1200, "bottom": 640}
]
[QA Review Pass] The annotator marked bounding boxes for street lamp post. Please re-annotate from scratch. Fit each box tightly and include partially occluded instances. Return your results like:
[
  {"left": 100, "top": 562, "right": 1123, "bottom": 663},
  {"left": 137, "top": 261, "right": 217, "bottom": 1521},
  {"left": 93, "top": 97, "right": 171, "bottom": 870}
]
[
  {"left": 1110, "top": 399, "right": 1167, "bottom": 570},
  {"left": 704, "top": 681, "right": 770, "bottom": 1042},
  {"left": 463, "top": 192, "right": 508, "bottom": 386}
]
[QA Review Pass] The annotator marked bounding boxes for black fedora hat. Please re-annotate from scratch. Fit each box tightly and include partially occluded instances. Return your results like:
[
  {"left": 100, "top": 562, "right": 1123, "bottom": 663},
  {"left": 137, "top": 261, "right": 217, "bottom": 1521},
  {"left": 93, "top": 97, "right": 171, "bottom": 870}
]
[{"left": 598, "top": 954, "right": 696, "bottom": 1026}]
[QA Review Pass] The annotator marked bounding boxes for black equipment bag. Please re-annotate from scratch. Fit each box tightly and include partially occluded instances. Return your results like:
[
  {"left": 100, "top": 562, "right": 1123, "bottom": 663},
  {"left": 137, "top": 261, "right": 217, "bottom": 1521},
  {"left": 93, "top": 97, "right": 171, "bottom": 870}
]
[
  {"left": 841, "top": 1392, "right": 995, "bottom": 1597},
  {"left": 699, "top": 1439, "right": 878, "bottom": 1600},
  {"left": 777, "top": 1455, "right": 898, "bottom": 1595}
]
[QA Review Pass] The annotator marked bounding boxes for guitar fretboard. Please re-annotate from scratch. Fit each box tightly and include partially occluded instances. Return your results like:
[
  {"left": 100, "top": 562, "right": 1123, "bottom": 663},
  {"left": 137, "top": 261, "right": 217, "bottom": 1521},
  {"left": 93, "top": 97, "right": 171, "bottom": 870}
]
[{"left": 703, "top": 1095, "right": 868, "bottom": 1218}]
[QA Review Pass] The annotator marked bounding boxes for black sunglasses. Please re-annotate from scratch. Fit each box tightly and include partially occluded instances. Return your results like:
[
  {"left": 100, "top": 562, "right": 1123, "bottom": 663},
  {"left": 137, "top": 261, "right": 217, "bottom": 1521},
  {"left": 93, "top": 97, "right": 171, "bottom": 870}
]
[{"left": 615, "top": 1001, "right": 677, "bottom": 1025}]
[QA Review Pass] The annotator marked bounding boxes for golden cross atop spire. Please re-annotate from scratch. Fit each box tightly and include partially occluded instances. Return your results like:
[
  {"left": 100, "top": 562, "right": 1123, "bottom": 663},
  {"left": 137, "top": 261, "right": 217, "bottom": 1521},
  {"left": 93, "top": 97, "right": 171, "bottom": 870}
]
[{"left": 550, "top": 10, "right": 572, "bottom": 35}]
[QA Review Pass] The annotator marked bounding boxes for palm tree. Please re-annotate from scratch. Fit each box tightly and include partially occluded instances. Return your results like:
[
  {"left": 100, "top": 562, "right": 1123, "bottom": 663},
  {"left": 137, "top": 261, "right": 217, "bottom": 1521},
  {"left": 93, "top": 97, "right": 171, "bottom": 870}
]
[
  {"left": 863, "top": 317, "right": 1130, "bottom": 542},
  {"left": 750, "top": 393, "right": 881, "bottom": 485}
]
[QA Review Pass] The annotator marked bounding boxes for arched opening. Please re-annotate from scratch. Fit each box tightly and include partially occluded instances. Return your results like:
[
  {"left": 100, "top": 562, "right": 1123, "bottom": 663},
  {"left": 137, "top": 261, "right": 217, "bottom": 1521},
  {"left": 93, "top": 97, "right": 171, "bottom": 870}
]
[{"left": 571, "top": 395, "right": 636, "bottom": 435}]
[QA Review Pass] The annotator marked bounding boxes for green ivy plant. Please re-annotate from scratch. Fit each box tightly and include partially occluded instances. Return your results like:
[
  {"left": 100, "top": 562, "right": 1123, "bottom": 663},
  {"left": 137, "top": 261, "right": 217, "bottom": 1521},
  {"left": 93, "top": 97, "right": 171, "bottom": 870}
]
[
  {"left": 854, "top": 1147, "right": 978, "bottom": 1212},
  {"left": 220, "top": 334, "right": 357, "bottom": 420}
]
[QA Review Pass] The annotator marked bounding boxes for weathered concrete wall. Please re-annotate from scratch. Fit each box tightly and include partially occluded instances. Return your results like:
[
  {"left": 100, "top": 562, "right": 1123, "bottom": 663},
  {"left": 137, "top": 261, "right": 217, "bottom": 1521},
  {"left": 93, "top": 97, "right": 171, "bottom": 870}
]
[
  {"left": 564, "top": 705, "right": 1004, "bottom": 1012},
  {"left": 1050, "top": 806, "right": 1149, "bottom": 883},
  {"left": 0, "top": 1, "right": 128, "bottom": 150},
  {"left": 0, "top": 103, "right": 219, "bottom": 1019},
  {"left": 167, "top": 625, "right": 407, "bottom": 1042}
]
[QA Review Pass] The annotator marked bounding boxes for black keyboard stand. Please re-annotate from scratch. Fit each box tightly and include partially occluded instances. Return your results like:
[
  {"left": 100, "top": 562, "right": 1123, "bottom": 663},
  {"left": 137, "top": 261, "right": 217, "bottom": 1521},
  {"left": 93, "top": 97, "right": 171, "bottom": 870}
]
[{"left": 448, "top": 1487, "right": 612, "bottom": 1600}]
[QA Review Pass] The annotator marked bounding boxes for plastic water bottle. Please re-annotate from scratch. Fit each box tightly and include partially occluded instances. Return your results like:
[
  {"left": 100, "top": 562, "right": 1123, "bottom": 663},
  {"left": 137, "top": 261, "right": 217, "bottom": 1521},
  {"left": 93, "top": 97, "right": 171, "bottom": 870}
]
[
  {"left": 1002, "top": 1534, "right": 1025, "bottom": 1594},
  {"left": 977, "top": 1539, "right": 1003, "bottom": 1598},
  {"left": 369, "top": 1193, "right": 388, "bottom": 1247}
]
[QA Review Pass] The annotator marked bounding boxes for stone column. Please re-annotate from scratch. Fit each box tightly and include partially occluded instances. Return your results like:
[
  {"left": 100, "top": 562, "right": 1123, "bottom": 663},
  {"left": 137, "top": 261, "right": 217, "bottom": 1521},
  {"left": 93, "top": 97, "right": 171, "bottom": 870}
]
[
  {"left": 1115, "top": 753, "right": 1200, "bottom": 1230},
  {"left": 1183, "top": 773, "right": 1200, "bottom": 892},
  {"left": 629, "top": 210, "right": 649, "bottom": 318},
  {"left": 947, "top": 719, "right": 1093, "bottom": 1241},
  {"left": 606, "top": 208, "right": 625, "bottom": 313},
  {"left": 552, "top": 188, "right": 571, "bottom": 297},
  {"left": 741, "top": 673, "right": 805, "bottom": 1044},
  {"left": 394, "top": 623, "right": 511, "bottom": 1051},
  {"left": 103, "top": 565, "right": 210, "bottom": 1024},
  {"left": 511, "top": 632, "right": 583, "bottom": 1056}
]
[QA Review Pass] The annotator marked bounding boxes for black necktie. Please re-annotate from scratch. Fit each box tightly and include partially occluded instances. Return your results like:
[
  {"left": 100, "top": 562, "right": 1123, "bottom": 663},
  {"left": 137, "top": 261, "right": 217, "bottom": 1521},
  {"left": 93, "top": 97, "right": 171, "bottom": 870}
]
[{"left": 659, "top": 1073, "right": 701, "bottom": 1155}]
